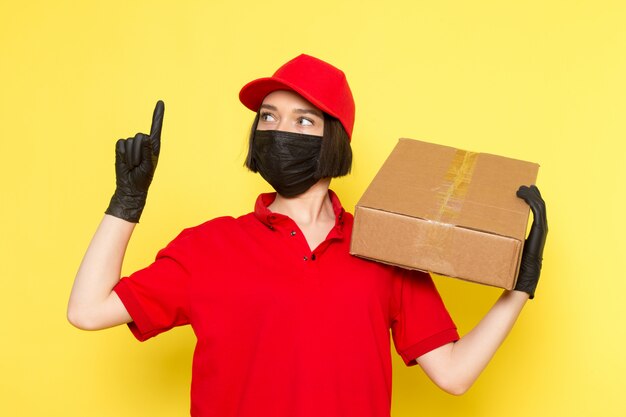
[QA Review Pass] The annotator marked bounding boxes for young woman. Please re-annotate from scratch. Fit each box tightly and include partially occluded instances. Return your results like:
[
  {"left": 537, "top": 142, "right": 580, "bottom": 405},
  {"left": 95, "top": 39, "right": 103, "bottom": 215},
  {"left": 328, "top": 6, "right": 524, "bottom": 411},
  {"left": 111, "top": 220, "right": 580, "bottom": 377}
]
[{"left": 68, "top": 54, "right": 547, "bottom": 417}]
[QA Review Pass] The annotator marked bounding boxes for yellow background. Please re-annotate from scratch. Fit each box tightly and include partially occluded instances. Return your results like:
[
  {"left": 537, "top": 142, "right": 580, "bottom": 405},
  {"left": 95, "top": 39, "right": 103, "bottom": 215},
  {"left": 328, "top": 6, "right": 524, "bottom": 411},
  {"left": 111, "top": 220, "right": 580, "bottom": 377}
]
[{"left": 1, "top": 1, "right": 625, "bottom": 415}]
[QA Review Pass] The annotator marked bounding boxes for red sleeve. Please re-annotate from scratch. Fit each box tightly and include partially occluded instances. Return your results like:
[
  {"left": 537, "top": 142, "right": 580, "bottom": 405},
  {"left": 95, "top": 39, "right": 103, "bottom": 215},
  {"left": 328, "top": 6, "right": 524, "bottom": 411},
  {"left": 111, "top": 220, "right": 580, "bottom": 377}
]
[
  {"left": 113, "top": 229, "right": 195, "bottom": 342},
  {"left": 390, "top": 269, "right": 459, "bottom": 366}
]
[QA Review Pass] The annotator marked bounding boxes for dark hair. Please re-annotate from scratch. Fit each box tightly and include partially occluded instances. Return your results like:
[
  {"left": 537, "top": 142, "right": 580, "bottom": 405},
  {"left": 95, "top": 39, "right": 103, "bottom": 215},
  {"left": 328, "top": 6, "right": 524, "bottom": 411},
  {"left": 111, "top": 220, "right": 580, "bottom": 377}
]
[{"left": 244, "top": 113, "right": 352, "bottom": 178}]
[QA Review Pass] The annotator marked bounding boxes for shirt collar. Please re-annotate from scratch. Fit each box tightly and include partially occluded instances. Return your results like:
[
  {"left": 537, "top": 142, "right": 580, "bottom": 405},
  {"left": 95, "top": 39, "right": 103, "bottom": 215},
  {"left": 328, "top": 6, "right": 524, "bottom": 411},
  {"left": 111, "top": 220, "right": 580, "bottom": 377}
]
[{"left": 253, "top": 189, "right": 346, "bottom": 238}]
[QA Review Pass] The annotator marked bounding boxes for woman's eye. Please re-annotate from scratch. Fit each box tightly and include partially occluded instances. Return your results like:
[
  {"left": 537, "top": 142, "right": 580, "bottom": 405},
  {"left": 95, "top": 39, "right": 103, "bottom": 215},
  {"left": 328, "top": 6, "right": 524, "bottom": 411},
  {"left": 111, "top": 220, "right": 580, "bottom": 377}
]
[
  {"left": 298, "top": 117, "right": 313, "bottom": 126},
  {"left": 260, "top": 112, "right": 276, "bottom": 122}
]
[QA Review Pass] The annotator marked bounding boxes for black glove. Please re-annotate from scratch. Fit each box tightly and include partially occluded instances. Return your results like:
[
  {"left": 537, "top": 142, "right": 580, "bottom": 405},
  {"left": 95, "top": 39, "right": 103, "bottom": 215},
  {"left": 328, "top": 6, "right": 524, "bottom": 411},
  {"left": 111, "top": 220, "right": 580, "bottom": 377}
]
[
  {"left": 514, "top": 185, "right": 548, "bottom": 299},
  {"left": 105, "top": 100, "right": 164, "bottom": 223}
]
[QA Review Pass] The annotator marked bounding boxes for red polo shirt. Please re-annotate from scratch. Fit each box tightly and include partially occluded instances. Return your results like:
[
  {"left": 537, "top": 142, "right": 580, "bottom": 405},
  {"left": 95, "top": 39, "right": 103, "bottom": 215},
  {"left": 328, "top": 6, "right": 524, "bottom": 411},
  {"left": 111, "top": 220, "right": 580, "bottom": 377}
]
[{"left": 113, "top": 190, "right": 459, "bottom": 417}]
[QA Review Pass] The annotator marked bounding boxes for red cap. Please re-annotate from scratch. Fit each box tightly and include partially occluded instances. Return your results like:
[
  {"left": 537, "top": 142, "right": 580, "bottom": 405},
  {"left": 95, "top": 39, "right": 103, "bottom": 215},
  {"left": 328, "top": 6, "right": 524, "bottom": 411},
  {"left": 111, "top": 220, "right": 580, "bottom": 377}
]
[{"left": 239, "top": 54, "right": 355, "bottom": 139}]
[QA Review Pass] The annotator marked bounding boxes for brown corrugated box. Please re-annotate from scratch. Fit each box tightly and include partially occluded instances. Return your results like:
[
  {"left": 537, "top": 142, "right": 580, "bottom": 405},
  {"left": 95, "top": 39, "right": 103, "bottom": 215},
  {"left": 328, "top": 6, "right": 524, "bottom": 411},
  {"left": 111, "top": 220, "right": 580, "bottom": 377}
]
[{"left": 350, "top": 138, "right": 539, "bottom": 289}]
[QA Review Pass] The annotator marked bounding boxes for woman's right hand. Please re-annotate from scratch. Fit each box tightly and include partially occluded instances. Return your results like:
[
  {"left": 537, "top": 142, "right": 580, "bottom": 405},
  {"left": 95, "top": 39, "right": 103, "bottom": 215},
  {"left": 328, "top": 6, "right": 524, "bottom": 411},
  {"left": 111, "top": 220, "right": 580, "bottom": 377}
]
[{"left": 105, "top": 100, "right": 164, "bottom": 223}]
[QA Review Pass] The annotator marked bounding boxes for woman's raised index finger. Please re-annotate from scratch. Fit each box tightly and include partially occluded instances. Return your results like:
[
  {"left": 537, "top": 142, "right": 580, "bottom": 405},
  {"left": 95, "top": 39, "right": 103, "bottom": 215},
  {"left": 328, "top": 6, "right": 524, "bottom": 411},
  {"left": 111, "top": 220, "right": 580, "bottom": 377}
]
[{"left": 150, "top": 100, "right": 165, "bottom": 141}]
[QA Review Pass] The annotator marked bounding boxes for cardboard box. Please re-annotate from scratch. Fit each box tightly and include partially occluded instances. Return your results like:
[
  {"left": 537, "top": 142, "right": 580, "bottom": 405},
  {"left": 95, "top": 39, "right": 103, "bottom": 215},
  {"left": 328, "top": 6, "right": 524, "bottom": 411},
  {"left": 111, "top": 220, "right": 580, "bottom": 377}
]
[{"left": 350, "top": 138, "right": 539, "bottom": 289}]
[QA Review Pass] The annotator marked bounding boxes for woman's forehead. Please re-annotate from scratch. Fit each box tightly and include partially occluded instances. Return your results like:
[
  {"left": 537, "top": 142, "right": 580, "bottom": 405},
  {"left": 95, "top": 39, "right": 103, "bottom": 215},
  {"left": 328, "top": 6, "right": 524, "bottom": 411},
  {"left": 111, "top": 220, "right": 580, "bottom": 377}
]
[{"left": 261, "top": 90, "right": 321, "bottom": 114}]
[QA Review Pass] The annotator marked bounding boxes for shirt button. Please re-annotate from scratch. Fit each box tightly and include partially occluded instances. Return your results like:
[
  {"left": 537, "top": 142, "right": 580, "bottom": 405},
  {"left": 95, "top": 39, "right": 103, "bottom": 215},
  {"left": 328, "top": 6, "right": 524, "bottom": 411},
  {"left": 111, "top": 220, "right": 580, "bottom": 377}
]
[
  {"left": 290, "top": 230, "right": 296, "bottom": 236},
  {"left": 303, "top": 256, "right": 308, "bottom": 261},
  {"left": 311, "top": 254, "right": 316, "bottom": 261}
]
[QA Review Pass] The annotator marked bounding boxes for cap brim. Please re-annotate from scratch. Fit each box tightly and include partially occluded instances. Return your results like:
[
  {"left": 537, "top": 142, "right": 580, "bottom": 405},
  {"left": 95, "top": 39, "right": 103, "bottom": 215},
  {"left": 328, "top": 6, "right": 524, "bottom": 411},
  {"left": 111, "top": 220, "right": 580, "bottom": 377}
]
[{"left": 239, "top": 77, "right": 338, "bottom": 120}]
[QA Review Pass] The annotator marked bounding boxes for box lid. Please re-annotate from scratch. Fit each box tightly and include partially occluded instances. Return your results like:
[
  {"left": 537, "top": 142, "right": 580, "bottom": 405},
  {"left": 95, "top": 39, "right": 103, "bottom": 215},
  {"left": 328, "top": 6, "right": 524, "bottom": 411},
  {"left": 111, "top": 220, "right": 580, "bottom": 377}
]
[{"left": 357, "top": 138, "right": 539, "bottom": 241}]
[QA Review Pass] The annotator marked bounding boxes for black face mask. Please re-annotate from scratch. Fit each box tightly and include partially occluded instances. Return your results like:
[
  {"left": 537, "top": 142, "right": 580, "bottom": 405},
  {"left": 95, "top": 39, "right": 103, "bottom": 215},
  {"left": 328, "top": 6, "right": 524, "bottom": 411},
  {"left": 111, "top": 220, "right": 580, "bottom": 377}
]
[{"left": 252, "top": 130, "right": 323, "bottom": 197}]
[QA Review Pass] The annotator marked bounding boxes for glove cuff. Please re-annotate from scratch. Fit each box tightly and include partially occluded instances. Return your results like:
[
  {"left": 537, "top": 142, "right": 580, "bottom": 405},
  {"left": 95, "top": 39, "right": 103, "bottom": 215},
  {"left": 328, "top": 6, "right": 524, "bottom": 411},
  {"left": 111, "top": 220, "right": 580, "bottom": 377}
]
[
  {"left": 514, "top": 254, "right": 543, "bottom": 299},
  {"left": 105, "top": 192, "right": 147, "bottom": 223}
]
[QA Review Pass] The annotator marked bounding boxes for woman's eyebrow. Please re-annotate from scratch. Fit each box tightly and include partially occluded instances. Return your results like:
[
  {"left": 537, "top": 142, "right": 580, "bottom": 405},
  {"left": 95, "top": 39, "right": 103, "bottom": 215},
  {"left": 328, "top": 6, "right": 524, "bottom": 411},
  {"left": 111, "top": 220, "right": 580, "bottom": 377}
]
[
  {"left": 294, "top": 108, "right": 323, "bottom": 118},
  {"left": 260, "top": 103, "right": 323, "bottom": 118}
]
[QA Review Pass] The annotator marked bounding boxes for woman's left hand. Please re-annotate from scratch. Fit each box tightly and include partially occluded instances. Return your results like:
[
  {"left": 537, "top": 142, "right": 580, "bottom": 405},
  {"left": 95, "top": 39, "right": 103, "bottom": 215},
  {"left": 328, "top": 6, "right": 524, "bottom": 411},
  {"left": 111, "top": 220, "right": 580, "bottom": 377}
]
[{"left": 514, "top": 185, "right": 548, "bottom": 299}]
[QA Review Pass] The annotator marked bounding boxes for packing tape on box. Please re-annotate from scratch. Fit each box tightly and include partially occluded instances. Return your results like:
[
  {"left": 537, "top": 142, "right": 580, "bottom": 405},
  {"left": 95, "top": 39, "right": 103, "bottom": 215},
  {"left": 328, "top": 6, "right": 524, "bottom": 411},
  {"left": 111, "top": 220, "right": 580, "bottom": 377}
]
[{"left": 435, "top": 149, "right": 478, "bottom": 223}]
